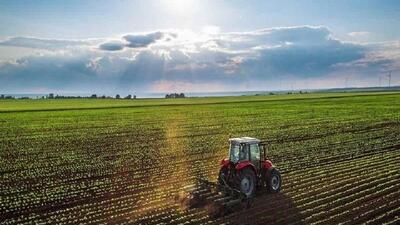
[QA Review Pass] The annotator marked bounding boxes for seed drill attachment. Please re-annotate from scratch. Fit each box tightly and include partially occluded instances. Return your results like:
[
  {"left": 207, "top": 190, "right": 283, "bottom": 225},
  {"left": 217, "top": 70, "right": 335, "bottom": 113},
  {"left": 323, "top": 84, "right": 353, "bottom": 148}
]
[{"left": 177, "top": 176, "right": 253, "bottom": 217}]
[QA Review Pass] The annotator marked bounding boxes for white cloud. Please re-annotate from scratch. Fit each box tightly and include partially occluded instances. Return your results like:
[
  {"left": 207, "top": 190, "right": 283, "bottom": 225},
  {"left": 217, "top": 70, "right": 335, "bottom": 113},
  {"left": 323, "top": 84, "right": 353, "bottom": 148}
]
[
  {"left": 0, "top": 36, "right": 93, "bottom": 50},
  {"left": 0, "top": 26, "right": 399, "bottom": 93},
  {"left": 347, "top": 31, "right": 371, "bottom": 43},
  {"left": 348, "top": 31, "right": 370, "bottom": 37}
]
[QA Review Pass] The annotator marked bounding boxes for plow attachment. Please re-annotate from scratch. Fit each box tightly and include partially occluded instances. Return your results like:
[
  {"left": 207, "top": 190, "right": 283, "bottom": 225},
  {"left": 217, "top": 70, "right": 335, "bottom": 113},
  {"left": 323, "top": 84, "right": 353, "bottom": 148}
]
[{"left": 176, "top": 177, "right": 253, "bottom": 217}]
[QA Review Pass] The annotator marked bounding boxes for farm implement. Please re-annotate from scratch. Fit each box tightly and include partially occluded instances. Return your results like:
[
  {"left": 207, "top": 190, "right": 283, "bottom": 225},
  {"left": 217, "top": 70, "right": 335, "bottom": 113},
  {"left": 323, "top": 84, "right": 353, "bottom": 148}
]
[{"left": 178, "top": 137, "right": 282, "bottom": 216}]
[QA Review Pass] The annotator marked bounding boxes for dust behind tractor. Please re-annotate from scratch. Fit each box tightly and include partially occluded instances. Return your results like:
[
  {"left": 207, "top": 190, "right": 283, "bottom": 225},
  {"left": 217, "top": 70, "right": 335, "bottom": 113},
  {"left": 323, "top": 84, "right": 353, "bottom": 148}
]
[{"left": 179, "top": 137, "right": 282, "bottom": 216}]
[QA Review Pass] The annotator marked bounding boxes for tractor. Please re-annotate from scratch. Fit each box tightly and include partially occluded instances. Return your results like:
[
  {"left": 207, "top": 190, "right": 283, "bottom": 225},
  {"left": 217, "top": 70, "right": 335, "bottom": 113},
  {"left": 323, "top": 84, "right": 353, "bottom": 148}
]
[
  {"left": 179, "top": 137, "right": 281, "bottom": 215},
  {"left": 218, "top": 137, "right": 282, "bottom": 197}
]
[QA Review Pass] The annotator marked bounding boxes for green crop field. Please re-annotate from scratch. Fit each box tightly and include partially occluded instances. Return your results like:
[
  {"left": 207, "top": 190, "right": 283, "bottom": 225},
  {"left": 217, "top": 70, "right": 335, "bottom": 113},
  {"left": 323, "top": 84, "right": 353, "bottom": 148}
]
[{"left": 1, "top": 92, "right": 400, "bottom": 224}]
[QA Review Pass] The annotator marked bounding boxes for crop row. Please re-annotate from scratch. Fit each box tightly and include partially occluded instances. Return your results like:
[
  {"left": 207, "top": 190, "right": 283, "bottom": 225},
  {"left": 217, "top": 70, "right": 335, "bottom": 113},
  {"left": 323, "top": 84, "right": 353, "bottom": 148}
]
[{"left": 1, "top": 94, "right": 399, "bottom": 224}]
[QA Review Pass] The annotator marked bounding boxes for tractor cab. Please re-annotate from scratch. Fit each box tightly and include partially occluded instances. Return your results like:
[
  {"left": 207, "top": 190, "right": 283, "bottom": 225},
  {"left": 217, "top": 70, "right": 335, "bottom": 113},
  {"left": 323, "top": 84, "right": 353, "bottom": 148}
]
[
  {"left": 228, "top": 137, "right": 265, "bottom": 170},
  {"left": 219, "top": 137, "right": 281, "bottom": 197}
]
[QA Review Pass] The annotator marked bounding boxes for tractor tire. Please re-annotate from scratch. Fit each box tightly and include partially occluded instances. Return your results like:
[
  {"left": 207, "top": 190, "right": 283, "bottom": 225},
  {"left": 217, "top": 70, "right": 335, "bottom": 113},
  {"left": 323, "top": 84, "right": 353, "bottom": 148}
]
[
  {"left": 237, "top": 168, "right": 256, "bottom": 198},
  {"left": 265, "top": 168, "right": 281, "bottom": 193}
]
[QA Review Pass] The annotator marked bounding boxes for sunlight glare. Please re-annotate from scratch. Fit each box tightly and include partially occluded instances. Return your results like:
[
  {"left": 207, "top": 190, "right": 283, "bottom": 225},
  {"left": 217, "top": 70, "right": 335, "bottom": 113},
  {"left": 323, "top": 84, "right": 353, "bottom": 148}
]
[
  {"left": 164, "top": 0, "right": 198, "bottom": 15},
  {"left": 202, "top": 25, "right": 220, "bottom": 35}
]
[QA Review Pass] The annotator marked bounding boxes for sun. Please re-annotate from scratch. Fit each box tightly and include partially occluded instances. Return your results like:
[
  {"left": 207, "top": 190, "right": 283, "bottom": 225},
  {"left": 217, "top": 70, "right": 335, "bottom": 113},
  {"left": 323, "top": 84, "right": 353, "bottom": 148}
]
[{"left": 164, "top": 0, "right": 199, "bottom": 15}]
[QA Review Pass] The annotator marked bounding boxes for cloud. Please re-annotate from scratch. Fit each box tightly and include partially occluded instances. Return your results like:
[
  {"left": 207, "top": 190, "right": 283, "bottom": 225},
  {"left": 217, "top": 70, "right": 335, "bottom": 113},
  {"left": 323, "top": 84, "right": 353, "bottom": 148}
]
[
  {"left": 0, "top": 36, "right": 89, "bottom": 50},
  {"left": 0, "top": 26, "right": 399, "bottom": 93},
  {"left": 123, "top": 31, "right": 164, "bottom": 48},
  {"left": 98, "top": 31, "right": 178, "bottom": 51},
  {"left": 242, "top": 37, "right": 365, "bottom": 78},
  {"left": 98, "top": 41, "right": 124, "bottom": 51},
  {"left": 348, "top": 31, "right": 370, "bottom": 37},
  {"left": 218, "top": 26, "right": 332, "bottom": 50},
  {"left": 347, "top": 31, "right": 371, "bottom": 43},
  {"left": 0, "top": 54, "right": 98, "bottom": 93},
  {"left": 334, "top": 40, "right": 400, "bottom": 74}
]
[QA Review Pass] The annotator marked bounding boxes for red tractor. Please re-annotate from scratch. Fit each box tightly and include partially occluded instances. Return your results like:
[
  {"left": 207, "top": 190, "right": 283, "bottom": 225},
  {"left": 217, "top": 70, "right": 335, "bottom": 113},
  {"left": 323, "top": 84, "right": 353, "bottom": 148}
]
[
  {"left": 218, "top": 137, "right": 281, "bottom": 197},
  {"left": 179, "top": 137, "right": 281, "bottom": 214}
]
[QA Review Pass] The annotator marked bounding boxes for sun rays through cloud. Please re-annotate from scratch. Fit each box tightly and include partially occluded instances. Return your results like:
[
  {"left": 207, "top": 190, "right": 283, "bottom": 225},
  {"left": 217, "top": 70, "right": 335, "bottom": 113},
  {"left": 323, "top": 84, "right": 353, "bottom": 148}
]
[
  {"left": 0, "top": 26, "right": 399, "bottom": 93},
  {"left": 1, "top": 0, "right": 400, "bottom": 93}
]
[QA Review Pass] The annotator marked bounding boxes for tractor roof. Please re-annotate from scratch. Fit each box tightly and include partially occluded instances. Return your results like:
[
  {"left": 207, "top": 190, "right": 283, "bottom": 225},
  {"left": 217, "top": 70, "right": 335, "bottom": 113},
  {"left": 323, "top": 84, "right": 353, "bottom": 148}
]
[{"left": 229, "top": 137, "right": 260, "bottom": 144}]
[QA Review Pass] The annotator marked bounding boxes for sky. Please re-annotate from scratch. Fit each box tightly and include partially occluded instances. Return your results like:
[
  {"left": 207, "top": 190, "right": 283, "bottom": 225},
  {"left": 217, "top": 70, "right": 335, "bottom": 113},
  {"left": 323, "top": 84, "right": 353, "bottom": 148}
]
[{"left": 0, "top": 0, "right": 400, "bottom": 94}]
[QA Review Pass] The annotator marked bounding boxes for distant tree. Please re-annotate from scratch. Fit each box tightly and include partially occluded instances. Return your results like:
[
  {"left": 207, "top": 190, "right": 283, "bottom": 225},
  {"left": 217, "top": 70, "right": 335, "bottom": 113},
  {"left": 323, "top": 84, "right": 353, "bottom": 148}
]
[
  {"left": 116, "top": 94, "right": 120, "bottom": 99},
  {"left": 91, "top": 94, "right": 97, "bottom": 98},
  {"left": 48, "top": 93, "right": 54, "bottom": 99},
  {"left": 101, "top": 95, "right": 106, "bottom": 99},
  {"left": 166, "top": 93, "right": 185, "bottom": 98},
  {"left": 0, "top": 94, "right": 4, "bottom": 99},
  {"left": 124, "top": 94, "right": 132, "bottom": 99},
  {"left": 133, "top": 95, "right": 136, "bottom": 99}
]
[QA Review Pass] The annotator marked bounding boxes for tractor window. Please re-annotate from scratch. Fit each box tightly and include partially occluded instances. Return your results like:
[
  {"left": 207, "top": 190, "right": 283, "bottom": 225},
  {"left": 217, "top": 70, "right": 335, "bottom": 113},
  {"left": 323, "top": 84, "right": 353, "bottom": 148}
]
[
  {"left": 250, "top": 144, "right": 260, "bottom": 161},
  {"left": 239, "top": 144, "right": 249, "bottom": 161},
  {"left": 229, "top": 143, "right": 249, "bottom": 163},
  {"left": 229, "top": 144, "right": 240, "bottom": 163}
]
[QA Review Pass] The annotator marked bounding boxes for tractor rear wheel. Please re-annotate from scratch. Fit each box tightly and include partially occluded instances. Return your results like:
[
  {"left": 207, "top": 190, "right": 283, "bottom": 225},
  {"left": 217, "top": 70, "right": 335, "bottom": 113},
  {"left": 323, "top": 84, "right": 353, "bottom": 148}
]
[
  {"left": 237, "top": 168, "right": 256, "bottom": 197},
  {"left": 265, "top": 168, "right": 281, "bottom": 193}
]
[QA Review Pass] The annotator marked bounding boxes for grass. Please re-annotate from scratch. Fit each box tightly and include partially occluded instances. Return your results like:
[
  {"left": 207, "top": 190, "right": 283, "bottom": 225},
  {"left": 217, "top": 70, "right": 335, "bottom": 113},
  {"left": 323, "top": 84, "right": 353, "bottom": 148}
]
[{"left": 1, "top": 91, "right": 399, "bottom": 112}]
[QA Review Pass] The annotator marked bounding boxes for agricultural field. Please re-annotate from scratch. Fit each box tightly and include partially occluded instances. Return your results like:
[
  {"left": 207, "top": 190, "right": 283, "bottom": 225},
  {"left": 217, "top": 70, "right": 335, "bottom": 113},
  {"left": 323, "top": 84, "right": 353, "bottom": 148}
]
[{"left": 1, "top": 92, "right": 400, "bottom": 224}]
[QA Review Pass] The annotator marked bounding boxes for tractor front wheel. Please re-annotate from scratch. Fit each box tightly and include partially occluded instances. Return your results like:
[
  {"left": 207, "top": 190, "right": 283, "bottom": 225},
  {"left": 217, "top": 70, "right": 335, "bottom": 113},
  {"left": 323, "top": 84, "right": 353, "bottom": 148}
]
[
  {"left": 265, "top": 168, "right": 281, "bottom": 193},
  {"left": 238, "top": 168, "right": 256, "bottom": 197}
]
